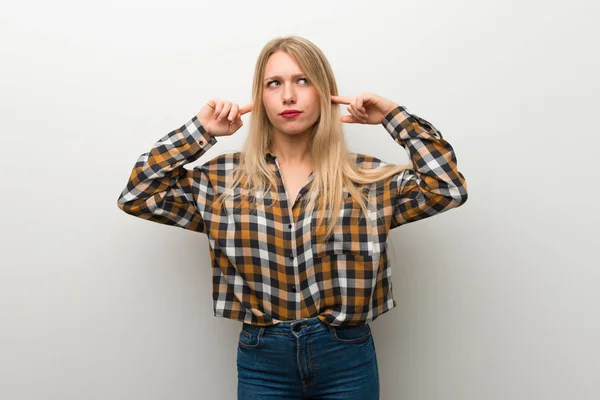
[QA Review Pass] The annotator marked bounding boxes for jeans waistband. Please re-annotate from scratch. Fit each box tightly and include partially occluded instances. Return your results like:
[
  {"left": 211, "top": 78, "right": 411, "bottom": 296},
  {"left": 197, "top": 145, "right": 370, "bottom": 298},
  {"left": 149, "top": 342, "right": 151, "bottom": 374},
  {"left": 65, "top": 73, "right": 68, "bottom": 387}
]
[{"left": 243, "top": 316, "right": 328, "bottom": 336}]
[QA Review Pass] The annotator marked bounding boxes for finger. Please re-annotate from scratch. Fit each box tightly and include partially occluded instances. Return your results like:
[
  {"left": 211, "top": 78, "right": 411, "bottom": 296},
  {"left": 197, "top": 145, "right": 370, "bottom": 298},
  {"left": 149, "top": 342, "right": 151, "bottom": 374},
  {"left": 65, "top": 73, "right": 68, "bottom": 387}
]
[
  {"left": 347, "top": 103, "right": 355, "bottom": 116},
  {"left": 354, "top": 96, "right": 368, "bottom": 118},
  {"left": 340, "top": 114, "right": 361, "bottom": 124},
  {"left": 218, "top": 102, "right": 232, "bottom": 120},
  {"left": 238, "top": 102, "right": 253, "bottom": 115},
  {"left": 230, "top": 117, "right": 244, "bottom": 131},
  {"left": 354, "top": 98, "right": 368, "bottom": 120},
  {"left": 356, "top": 96, "right": 362, "bottom": 110},
  {"left": 228, "top": 103, "right": 239, "bottom": 122},
  {"left": 331, "top": 95, "right": 352, "bottom": 105},
  {"left": 347, "top": 104, "right": 367, "bottom": 124},
  {"left": 360, "top": 92, "right": 375, "bottom": 105},
  {"left": 213, "top": 100, "right": 223, "bottom": 118},
  {"left": 355, "top": 97, "right": 368, "bottom": 119}
]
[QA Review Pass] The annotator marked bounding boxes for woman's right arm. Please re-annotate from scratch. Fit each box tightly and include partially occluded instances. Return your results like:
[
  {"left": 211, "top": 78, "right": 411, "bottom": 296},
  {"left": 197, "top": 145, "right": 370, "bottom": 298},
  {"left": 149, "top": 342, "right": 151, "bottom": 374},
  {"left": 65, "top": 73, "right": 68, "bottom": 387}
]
[
  {"left": 116, "top": 116, "right": 217, "bottom": 233},
  {"left": 117, "top": 100, "right": 252, "bottom": 233}
]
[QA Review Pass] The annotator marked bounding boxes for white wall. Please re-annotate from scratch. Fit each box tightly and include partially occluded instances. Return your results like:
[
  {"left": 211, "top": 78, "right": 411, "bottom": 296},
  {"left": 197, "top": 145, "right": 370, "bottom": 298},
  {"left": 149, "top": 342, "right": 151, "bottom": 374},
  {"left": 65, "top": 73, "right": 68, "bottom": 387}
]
[{"left": 1, "top": 0, "right": 598, "bottom": 399}]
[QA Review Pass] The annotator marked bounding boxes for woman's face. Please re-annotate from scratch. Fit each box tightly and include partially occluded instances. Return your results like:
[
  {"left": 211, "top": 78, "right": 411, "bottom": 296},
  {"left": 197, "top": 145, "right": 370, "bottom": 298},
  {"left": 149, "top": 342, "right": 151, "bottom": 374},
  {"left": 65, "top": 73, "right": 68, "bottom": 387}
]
[{"left": 262, "top": 51, "right": 321, "bottom": 137}]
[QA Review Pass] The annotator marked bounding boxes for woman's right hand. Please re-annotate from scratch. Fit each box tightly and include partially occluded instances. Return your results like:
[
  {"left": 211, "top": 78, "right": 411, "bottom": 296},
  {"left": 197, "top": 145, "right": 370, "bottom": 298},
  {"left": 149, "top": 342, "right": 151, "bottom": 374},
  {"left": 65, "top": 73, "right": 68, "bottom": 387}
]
[{"left": 197, "top": 99, "right": 253, "bottom": 137}]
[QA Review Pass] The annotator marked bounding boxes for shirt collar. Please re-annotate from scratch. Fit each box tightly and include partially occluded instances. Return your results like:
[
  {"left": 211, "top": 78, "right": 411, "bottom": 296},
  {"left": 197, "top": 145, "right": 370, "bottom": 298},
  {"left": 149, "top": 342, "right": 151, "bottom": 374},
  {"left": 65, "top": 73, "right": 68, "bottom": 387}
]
[
  {"left": 265, "top": 147, "right": 277, "bottom": 161},
  {"left": 264, "top": 148, "right": 324, "bottom": 194}
]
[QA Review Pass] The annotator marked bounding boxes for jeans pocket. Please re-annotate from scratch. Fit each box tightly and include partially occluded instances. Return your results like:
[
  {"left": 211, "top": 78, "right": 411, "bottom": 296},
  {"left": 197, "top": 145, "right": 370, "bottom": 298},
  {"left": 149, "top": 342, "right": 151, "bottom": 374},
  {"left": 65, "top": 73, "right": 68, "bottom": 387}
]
[
  {"left": 238, "top": 325, "right": 264, "bottom": 349},
  {"left": 329, "top": 323, "right": 372, "bottom": 344}
]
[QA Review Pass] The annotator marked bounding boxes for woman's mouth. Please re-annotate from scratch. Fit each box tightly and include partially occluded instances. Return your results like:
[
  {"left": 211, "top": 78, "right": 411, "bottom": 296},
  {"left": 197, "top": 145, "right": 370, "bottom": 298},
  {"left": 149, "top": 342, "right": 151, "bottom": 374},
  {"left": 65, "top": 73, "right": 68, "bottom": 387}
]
[{"left": 280, "top": 110, "right": 302, "bottom": 119}]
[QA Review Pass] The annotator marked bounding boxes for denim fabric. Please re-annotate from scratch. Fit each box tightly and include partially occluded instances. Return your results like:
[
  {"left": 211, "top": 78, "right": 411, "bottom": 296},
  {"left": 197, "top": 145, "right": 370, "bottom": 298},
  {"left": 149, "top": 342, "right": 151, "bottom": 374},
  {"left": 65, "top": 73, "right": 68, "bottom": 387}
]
[{"left": 237, "top": 316, "right": 379, "bottom": 399}]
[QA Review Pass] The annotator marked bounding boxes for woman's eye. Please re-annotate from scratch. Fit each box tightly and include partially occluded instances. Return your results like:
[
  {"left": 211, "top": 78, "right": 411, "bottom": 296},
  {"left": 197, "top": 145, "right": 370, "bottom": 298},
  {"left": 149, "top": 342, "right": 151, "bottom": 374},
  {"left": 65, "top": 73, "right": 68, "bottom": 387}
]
[{"left": 267, "top": 78, "right": 308, "bottom": 87}]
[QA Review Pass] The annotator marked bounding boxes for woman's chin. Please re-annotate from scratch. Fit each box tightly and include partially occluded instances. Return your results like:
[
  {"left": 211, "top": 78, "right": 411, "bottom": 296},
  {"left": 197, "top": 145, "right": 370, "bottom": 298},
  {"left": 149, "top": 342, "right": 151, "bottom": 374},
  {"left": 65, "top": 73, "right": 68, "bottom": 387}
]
[{"left": 275, "top": 126, "right": 311, "bottom": 136}]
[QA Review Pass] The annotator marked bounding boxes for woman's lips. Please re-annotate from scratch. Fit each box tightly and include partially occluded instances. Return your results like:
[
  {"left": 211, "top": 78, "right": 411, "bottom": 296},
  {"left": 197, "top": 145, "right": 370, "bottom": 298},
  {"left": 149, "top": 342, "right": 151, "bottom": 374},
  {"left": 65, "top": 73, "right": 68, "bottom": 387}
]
[{"left": 281, "top": 111, "right": 302, "bottom": 119}]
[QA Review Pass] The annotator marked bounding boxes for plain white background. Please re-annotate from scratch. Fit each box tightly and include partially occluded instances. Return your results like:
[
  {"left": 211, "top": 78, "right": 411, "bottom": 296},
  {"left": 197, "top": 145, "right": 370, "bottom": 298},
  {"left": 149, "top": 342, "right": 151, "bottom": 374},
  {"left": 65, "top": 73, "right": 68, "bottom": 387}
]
[{"left": 1, "top": 0, "right": 598, "bottom": 399}]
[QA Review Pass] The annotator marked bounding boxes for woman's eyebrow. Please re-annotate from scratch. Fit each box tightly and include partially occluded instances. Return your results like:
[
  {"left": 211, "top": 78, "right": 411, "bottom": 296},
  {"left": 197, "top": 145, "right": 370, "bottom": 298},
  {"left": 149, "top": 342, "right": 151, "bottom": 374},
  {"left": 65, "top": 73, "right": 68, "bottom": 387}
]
[{"left": 263, "top": 73, "right": 305, "bottom": 82}]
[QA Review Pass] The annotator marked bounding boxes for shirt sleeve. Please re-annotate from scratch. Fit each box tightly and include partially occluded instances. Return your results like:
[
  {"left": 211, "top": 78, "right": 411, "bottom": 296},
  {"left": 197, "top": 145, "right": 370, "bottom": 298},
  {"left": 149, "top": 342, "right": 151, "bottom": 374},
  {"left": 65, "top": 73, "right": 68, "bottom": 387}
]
[
  {"left": 117, "top": 115, "right": 217, "bottom": 233},
  {"left": 382, "top": 106, "right": 468, "bottom": 229}
]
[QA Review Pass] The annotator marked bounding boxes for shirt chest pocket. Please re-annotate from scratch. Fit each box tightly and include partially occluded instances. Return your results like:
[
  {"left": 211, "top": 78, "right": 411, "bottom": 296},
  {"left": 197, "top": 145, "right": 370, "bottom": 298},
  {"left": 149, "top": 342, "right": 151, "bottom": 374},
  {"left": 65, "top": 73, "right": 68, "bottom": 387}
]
[{"left": 311, "top": 198, "right": 375, "bottom": 259}]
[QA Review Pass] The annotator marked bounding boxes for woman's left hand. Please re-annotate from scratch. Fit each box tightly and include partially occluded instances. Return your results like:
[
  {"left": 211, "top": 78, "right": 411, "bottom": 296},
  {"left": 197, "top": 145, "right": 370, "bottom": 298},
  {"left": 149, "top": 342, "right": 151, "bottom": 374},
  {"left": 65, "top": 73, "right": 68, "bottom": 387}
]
[{"left": 331, "top": 93, "right": 399, "bottom": 124}]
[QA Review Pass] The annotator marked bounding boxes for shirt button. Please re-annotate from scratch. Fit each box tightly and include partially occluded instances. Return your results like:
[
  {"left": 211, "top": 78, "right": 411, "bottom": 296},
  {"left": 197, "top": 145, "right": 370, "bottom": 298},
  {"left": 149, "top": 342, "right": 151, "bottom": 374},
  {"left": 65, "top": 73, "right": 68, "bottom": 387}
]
[
  {"left": 288, "top": 253, "right": 294, "bottom": 261},
  {"left": 291, "top": 285, "right": 297, "bottom": 292},
  {"left": 199, "top": 140, "right": 204, "bottom": 146},
  {"left": 288, "top": 224, "right": 292, "bottom": 229}
]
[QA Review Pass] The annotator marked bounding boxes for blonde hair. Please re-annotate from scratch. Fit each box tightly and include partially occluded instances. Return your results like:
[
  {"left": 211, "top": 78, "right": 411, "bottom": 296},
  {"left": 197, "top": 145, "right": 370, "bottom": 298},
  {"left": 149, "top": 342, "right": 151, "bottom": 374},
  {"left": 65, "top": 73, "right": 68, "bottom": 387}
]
[{"left": 215, "top": 35, "right": 410, "bottom": 242}]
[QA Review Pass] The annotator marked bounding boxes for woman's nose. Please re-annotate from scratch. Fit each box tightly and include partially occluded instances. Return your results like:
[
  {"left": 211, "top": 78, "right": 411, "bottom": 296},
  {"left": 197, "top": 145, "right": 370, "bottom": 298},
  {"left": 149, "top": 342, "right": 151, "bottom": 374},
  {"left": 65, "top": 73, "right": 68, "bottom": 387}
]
[{"left": 282, "top": 84, "right": 296, "bottom": 104}]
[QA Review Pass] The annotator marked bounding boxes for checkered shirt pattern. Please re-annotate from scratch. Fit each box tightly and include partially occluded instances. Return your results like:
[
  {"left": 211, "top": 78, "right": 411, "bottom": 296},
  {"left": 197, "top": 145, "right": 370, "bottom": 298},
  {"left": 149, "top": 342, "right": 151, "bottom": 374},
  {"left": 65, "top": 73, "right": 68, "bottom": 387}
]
[{"left": 117, "top": 105, "right": 468, "bottom": 327}]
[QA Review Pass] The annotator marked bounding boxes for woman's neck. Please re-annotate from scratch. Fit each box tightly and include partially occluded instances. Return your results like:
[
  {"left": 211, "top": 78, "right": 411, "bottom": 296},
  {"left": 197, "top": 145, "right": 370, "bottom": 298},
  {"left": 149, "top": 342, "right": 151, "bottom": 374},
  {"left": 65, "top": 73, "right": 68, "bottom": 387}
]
[{"left": 269, "top": 131, "right": 312, "bottom": 165}]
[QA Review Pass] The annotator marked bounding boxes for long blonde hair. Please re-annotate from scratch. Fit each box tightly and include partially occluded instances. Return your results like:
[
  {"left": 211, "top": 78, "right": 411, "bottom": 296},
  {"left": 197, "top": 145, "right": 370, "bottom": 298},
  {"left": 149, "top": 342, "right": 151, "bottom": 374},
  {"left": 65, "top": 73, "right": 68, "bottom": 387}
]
[{"left": 215, "top": 36, "right": 410, "bottom": 242}]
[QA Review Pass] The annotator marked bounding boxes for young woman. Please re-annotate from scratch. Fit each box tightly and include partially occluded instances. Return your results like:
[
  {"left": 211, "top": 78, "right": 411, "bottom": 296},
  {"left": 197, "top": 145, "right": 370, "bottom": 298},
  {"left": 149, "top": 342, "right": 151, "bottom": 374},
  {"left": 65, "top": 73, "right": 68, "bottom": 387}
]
[{"left": 117, "top": 36, "right": 468, "bottom": 399}]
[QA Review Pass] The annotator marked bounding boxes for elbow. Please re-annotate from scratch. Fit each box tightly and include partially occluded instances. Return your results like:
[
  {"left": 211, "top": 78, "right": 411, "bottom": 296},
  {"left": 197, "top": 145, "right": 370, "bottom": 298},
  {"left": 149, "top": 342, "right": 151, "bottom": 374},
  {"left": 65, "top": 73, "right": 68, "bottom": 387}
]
[
  {"left": 437, "top": 179, "right": 467, "bottom": 210},
  {"left": 117, "top": 194, "right": 125, "bottom": 212},
  {"left": 456, "top": 190, "right": 468, "bottom": 207},
  {"left": 116, "top": 192, "right": 143, "bottom": 216},
  {"left": 450, "top": 181, "right": 468, "bottom": 208},
  {"left": 117, "top": 199, "right": 127, "bottom": 214},
  {"left": 117, "top": 192, "right": 129, "bottom": 212},
  {"left": 451, "top": 172, "right": 468, "bottom": 207}
]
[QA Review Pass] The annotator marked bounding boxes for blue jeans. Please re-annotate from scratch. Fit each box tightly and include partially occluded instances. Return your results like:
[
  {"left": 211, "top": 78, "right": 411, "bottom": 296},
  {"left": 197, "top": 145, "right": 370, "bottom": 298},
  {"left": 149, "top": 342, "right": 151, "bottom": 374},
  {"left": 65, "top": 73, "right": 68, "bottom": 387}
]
[{"left": 237, "top": 316, "right": 380, "bottom": 399}]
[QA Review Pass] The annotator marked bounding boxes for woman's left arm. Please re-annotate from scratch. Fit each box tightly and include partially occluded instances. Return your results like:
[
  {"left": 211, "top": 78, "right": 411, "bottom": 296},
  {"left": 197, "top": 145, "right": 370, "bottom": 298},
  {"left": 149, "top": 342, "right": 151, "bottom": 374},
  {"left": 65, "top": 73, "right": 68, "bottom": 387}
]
[{"left": 332, "top": 93, "right": 468, "bottom": 228}]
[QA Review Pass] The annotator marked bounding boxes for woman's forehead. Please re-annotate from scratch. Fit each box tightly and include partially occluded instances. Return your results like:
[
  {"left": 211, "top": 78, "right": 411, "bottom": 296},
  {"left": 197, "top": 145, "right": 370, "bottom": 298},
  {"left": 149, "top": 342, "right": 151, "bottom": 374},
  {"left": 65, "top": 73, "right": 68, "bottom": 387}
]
[{"left": 264, "top": 51, "right": 303, "bottom": 77}]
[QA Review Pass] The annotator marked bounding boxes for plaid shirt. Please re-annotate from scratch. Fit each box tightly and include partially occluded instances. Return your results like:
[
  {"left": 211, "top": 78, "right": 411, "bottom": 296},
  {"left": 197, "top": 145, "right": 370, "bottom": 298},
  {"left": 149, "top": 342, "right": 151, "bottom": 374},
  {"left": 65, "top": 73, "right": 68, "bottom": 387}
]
[{"left": 117, "top": 105, "right": 468, "bottom": 327}]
